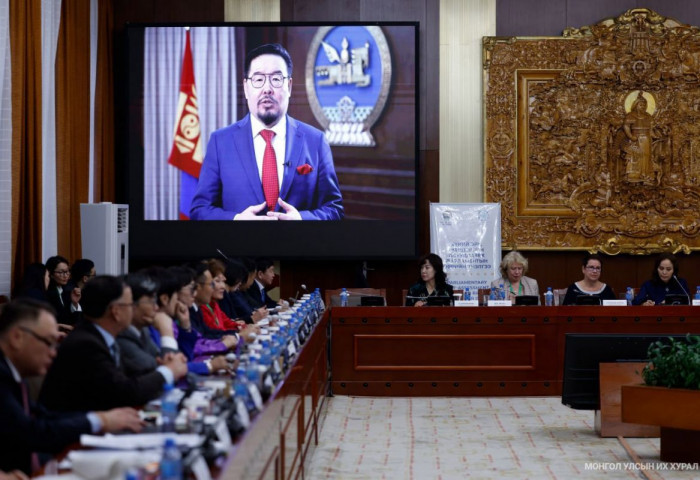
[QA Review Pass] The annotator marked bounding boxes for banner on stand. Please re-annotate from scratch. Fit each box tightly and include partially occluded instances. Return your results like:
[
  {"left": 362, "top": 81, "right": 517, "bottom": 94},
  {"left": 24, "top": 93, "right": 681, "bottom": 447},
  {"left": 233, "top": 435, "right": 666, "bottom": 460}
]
[{"left": 429, "top": 203, "right": 501, "bottom": 295}]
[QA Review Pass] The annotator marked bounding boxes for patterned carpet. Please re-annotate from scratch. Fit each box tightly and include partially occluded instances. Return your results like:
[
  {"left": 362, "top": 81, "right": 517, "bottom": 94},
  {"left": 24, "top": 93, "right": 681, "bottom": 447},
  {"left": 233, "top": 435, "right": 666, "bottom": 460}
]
[{"left": 306, "top": 397, "right": 698, "bottom": 480}]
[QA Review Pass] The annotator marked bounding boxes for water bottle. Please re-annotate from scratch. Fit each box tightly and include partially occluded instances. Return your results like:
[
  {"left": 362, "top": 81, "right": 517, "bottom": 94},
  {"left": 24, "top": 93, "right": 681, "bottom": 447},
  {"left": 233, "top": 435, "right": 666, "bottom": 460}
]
[
  {"left": 544, "top": 287, "right": 554, "bottom": 306},
  {"left": 464, "top": 287, "right": 470, "bottom": 301},
  {"left": 695, "top": 286, "right": 700, "bottom": 301},
  {"left": 489, "top": 287, "right": 497, "bottom": 301},
  {"left": 161, "top": 384, "right": 178, "bottom": 433},
  {"left": 499, "top": 282, "right": 506, "bottom": 300},
  {"left": 340, "top": 288, "right": 349, "bottom": 307},
  {"left": 159, "top": 437, "right": 182, "bottom": 480},
  {"left": 626, "top": 287, "right": 634, "bottom": 306}
]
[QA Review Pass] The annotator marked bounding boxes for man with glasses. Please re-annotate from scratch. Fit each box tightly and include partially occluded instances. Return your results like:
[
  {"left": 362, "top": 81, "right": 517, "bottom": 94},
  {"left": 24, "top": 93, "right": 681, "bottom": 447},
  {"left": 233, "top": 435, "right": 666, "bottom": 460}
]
[
  {"left": 190, "top": 43, "right": 343, "bottom": 221},
  {"left": 0, "top": 299, "right": 143, "bottom": 476},
  {"left": 39, "top": 275, "right": 188, "bottom": 412}
]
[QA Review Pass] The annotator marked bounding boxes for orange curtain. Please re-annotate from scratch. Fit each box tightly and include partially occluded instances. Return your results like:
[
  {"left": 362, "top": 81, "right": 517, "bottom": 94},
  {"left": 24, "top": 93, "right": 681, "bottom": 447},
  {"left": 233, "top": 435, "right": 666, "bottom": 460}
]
[
  {"left": 94, "top": 0, "right": 114, "bottom": 202},
  {"left": 10, "top": 0, "right": 43, "bottom": 290},
  {"left": 55, "top": 0, "right": 91, "bottom": 262}
]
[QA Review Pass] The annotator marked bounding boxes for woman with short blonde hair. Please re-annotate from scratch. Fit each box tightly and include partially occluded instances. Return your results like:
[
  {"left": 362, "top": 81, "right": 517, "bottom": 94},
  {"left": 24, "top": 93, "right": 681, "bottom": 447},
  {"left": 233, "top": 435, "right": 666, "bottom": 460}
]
[{"left": 491, "top": 251, "right": 539, "bottom": 302}]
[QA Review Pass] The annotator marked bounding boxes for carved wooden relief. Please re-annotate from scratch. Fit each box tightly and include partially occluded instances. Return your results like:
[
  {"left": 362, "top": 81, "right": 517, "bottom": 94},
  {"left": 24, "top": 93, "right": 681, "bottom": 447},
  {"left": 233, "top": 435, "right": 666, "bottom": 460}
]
[{"left": 484, "top": 8, "right": 700, "bottom": 254}]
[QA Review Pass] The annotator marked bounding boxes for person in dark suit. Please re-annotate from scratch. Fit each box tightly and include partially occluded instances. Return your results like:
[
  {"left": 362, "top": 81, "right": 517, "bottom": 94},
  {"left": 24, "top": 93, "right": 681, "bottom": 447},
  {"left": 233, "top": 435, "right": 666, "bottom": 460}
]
[
  {"left": 219, "top": 259, "right": 248, "bottom": 320},
  {"left": 406, "top": 253, "right": 454, "bottom": 307},
  {"left": 245, "top": 258, "right": 282, "bottom": 310},
  {"left": 39, "top": 275, "right": 188, "bottom": 412},
  {"left": 117, "top": 273, "right": 162, "bottom": 377},
  {"left": 14, "top": 263, "right": 49, "bottom": 302},
  {"left": 0, "top": 299, "right": 143, "bottom": 475},
  {"left": 633, "top": 252, "right": 690, "bottom": 305},
  {"left": 189, "top": 43, "right": 343, "bottom": 221},
  {"left": 230, "top": 257, "right": 269, "bottom": 324},
  {"left": 45, "top": 255, "right": 81, "bottom": 327},
  {"left": 69, "top": 258, "right": 96, "bottom": 290}
]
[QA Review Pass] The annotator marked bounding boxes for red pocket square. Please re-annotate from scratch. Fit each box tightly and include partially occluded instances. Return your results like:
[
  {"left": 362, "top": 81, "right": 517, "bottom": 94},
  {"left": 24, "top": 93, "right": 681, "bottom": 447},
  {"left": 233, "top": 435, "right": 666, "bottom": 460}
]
[{"left": 296, "top": 164, "right": 313, "bottom": 175}]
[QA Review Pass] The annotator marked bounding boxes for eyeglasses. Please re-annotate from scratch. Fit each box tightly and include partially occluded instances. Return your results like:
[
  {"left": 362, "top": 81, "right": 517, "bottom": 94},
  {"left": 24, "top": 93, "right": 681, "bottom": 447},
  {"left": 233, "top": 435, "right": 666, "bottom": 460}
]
[
  {"left": 196, "top": 281, "right": 215, "bottom": 288},
  {"left": 246, "top": 73, "right": 288, "bottom": 89},
  {"left": 18, "top": 326, "right": 59, "bottom": 350},
  {"left": 53, "top": 270, "right": 70, "bottom": 276},
  {"left": 585, "top": 266, "right": 602, "bottom": 271}
]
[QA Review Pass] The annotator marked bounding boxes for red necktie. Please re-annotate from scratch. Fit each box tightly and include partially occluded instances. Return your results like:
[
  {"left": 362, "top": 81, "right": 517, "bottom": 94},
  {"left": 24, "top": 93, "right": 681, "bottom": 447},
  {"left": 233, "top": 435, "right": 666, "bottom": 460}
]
[
  {"left": 20, "top": 381, "right": 41, "bottom": 473},
  {"left": 260, "top": 129, "right": 279, "bottom": 211}
]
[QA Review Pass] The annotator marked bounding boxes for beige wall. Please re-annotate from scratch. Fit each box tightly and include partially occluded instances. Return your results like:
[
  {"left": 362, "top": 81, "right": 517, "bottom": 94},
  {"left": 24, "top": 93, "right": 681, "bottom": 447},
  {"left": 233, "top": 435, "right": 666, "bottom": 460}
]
[
  {"left": 224, "top": 0, "right": 280, "bottom": 21},
  {"left": 439, "top": 0, "right": 496, "bottom": 202}
]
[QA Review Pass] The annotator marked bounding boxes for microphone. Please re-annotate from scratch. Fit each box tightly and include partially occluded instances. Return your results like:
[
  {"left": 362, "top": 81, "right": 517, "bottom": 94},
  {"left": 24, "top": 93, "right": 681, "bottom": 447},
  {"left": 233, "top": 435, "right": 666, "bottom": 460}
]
[
  {"left": 289, "top": 284, "right": 308, "bottom": 305},
  {"left": 673, "top": 275, "right": 691, "bottom": 304}
]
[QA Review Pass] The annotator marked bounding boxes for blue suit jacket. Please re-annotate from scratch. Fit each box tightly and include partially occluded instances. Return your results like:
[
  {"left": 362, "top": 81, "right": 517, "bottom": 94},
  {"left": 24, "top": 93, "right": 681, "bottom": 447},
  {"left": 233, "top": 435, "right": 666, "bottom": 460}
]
[{"left": 190, "top": 114, "right": 344, "bottom": 220}]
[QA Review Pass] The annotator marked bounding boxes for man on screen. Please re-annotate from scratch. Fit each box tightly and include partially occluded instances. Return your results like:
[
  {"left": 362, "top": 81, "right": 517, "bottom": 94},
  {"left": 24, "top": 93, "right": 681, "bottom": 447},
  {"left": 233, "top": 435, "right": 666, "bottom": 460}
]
[{"left": 190, "top": 43, "right": 343, "bottom": 221}]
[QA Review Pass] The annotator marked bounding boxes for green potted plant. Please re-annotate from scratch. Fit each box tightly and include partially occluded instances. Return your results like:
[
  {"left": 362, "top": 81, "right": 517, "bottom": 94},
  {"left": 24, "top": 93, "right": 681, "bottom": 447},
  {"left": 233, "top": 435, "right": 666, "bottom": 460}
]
[
  {"left": 642, "top": 335, "right": 700, "bottom": 389},
  {"left": 621, "top": 334, "right": 700, "bottom": 462}
]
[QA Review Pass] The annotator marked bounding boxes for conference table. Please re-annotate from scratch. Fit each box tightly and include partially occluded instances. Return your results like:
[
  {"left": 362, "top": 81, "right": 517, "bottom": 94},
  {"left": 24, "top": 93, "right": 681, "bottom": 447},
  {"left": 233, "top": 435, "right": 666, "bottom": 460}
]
[{"left": 220, "top": 305, "right": 700, "bottom": 479}]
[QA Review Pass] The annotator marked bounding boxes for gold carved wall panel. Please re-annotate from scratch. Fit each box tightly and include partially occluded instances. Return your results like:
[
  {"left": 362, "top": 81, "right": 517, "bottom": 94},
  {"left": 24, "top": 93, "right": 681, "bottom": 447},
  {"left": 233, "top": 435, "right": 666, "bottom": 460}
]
[{"left": 484, "top": 8, "right": 700, "bottom": 254}]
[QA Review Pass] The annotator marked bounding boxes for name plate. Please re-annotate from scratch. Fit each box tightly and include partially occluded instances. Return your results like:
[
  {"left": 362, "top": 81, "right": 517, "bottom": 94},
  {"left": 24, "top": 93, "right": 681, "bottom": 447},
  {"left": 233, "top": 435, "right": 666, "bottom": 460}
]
[
  {"left": 487, "top": 300, "right": 512, "bottom": 307},
  {"left": 454, "top": 300, "right": 479, "bottom": 307},
  {"left": 693, "top": 299, "right": 700, "bottom": 306},
  {"left": 602, "top": 299, "right": 627, "bottom": 306}
]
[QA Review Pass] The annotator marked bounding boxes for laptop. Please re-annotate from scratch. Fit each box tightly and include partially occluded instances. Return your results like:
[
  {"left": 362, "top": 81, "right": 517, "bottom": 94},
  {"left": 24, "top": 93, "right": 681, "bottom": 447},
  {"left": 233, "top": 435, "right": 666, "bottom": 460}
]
[
  {"left": 360, "top": 295, "right": 386, "bottom": 306},
  {"left": 426, "top": 296, "right": 452, "bottom": 306},
  {"left": 514, "top": 295, "right": 539, "bottom": 306},
  {"left": 664, "top": 294, "right": 689, "bottom": 305},
  {"left": 575, "top": 295, "right": 601, "bottom": 306}
]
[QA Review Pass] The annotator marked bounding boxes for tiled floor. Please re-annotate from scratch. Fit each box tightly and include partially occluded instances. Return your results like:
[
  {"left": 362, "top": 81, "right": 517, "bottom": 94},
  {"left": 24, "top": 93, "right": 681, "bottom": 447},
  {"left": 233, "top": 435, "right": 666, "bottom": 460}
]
[{"left": 306, "top": 397, "right": 698, "bottom": 479}]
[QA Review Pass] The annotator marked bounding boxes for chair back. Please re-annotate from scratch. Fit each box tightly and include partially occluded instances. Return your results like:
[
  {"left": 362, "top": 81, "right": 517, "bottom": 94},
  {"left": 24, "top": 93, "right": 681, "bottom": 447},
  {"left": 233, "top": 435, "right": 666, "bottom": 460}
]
[{"left": 553, "top": 288, "right": 568, "bottom": 306}]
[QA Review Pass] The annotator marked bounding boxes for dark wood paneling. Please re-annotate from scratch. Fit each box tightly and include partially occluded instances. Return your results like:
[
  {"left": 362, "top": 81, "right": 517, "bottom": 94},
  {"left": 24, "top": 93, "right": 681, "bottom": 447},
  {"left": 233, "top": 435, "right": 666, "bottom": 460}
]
[
  {"left": 353, "top": 334, "right": 536, "bottom": 370},
  {"left": 330, "top": 306, "right": 700, "bottom": 397}
]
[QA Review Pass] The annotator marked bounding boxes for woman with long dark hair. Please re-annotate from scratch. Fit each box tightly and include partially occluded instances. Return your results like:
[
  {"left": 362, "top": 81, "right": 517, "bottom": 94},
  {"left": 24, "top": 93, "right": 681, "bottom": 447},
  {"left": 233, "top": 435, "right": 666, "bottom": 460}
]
[
  {"left": 406, "top": 253, "right": 454, "bottom": 307},
  {"left": 633, "top": 253, "right": 689, "bottom": 305}
]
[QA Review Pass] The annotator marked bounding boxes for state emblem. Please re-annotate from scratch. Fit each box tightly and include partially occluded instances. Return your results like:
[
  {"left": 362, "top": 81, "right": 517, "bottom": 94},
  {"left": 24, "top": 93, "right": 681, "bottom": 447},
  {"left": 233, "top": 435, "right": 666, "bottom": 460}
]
[{"left": 305, "top": 26, "right": 392, "bottom": 147}]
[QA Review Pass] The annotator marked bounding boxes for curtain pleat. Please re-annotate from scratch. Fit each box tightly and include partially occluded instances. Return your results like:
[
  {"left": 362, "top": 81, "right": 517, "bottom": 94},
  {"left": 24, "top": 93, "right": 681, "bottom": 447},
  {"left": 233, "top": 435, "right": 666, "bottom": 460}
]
[
  {"left": 94, "top": 0, "right": 114, "bottom": 202},
  {"left": 55, "top": 0, "right": 90, "bottom": 262},
  {"left": 10, "top": 0, "right": 43, "bottom": 290}
]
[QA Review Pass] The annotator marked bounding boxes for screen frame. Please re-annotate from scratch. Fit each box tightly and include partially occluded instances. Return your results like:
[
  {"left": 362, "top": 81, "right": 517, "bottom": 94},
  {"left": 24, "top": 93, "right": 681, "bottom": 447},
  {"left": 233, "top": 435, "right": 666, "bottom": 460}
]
[{"left": 125, "top": 21, "right": 420, "bottom": 262}]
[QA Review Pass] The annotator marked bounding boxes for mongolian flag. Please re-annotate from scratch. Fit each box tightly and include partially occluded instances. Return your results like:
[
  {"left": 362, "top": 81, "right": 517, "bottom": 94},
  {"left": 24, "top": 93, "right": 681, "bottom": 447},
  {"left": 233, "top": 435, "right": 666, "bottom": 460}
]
[{"left": 167, "top": 29, "right": 202, "bottom": 219}]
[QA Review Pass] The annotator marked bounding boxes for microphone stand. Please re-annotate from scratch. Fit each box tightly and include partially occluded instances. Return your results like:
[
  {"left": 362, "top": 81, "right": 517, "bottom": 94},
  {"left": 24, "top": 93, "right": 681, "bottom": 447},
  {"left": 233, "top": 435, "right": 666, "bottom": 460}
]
[{"left": 673, "top": 275, "right": 691, "bottom": 305}]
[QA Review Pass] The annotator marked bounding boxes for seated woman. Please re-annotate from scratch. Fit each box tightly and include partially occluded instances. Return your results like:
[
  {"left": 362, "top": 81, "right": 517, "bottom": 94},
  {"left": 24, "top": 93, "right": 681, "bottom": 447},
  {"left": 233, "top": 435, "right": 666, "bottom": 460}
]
[
  {"left": 406, "top": 253, "right": 454, "bottom": 307},
  {"left": 562, "top": 253, "right": 616, "bottom": 305},
  {"left": 633, "top": 253, "right": 689, "bottom": 306},
  {"left": 490, "top": 251, "right": 539, "bottom": 303}
]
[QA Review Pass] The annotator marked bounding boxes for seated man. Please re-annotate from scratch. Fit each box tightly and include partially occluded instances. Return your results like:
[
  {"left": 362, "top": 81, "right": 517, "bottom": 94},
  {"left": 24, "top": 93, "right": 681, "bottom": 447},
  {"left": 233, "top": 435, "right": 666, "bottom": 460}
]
[
  {"left": 69, "top": 258, "right": 96, "bottom": 290},
  {"left": 39, "top": 275, "right": 188, "bottom": 412},
  {"left": 0, "top": 299, "right": 143, "bottom": 475},
  {"left": 117, "top": 273, "right": 164, "bottom": 376},
  {"left": 245, "top": 257, "right": 282, "bottom": 310},
  {"left": 230, "top": 257, "right": 268, "bottom": 324}
]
